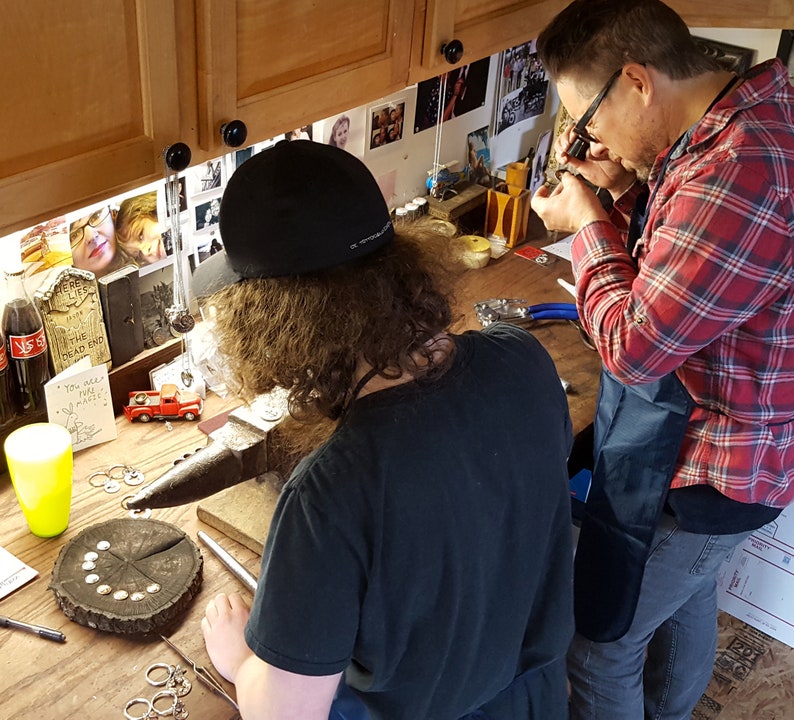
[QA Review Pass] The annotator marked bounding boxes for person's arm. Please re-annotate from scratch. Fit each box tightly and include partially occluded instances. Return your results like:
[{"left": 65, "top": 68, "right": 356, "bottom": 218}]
[
  {"left": 572, "top": 163, "right": 790, "bottom": 384},
  {"left": 202, "top": 592, "right": 342, "bottom": 720}
]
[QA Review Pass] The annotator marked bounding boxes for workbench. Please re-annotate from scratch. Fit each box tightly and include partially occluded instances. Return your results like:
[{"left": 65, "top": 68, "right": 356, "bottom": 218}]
[{"left": 0, "top": 225, "right": 602, "bottom": 720}]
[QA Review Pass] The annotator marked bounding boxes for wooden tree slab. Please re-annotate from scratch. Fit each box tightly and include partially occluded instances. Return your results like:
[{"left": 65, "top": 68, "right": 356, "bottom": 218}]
[{"left": 49, "top": 518, "right": 202, "bottom": 634}]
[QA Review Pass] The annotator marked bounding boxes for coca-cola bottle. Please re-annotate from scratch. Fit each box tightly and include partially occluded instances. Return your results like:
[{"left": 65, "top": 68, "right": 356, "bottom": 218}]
[
  {"left": 0, "top": 327, "right": 17, "bottom": 425},
  {"left": 3, "top": 268, "right": 51, "bottom": 414}
]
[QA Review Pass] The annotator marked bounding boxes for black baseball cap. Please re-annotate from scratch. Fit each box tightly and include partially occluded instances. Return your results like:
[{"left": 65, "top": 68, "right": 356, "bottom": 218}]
[{"left": 191, "top": 140, "right": 394, "bottom": 296}]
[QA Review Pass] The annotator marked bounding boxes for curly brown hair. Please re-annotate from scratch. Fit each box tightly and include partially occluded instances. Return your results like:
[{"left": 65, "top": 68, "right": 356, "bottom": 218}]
[{"left": 205, "top": 224, "right": 464, "bottom": 426}]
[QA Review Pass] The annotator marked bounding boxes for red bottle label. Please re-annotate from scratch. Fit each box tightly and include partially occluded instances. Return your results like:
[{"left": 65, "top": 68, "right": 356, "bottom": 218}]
[
  {"left": 0, "top": 345, "right": 7, "bottom": 371},
  {"left": 8, "top": 328, "right": 47, "bottom": 359}
]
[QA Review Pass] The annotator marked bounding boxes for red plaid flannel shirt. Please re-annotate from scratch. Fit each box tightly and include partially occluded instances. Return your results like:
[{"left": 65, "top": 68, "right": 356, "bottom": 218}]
[{"left": 572, "top": 59, "right": 794, "bottom": 507}]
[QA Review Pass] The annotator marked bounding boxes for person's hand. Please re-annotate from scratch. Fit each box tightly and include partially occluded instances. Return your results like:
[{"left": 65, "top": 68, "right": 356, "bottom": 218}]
[
  {"left": 531, "top": 172, "right": 608, "bottom": 233},
  {"left": 555, "top": 125, "right": 635, "bottom": 197},
  {"left": 201, "top": 592, "right": 255, "bottom": 684}
]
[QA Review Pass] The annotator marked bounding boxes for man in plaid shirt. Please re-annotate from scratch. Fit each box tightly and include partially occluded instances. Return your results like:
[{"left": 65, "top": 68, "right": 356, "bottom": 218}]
[{"left": 532, "top": 0, "right": 794, "bottom": 718}]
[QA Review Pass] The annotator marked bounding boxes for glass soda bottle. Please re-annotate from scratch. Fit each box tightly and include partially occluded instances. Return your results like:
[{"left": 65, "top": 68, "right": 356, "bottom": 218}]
[
  {"left": 0, "top": 327, "right": 17, "bottom": 425},
  {"left": 2, "top": 268, "right": 51, "bottom": 414}
]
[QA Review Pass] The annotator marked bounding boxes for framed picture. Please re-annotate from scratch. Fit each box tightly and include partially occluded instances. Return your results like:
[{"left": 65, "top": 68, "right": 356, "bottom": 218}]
[
  {"left": 692, "top": 36, "right": 755, "bottom": 74},
  {"left": 776, "top": 30, "right": 794, "bottom": 80}
]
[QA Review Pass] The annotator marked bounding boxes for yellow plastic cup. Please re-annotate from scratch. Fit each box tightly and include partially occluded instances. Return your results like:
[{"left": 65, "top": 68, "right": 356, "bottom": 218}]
[{"left": 4, "top": 423, "right": 73, "bottom": 537}]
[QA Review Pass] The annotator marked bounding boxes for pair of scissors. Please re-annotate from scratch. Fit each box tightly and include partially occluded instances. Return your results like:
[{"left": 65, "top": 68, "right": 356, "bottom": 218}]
[{"left": 160, "top": 634, "right": 239, "bottom": 711}]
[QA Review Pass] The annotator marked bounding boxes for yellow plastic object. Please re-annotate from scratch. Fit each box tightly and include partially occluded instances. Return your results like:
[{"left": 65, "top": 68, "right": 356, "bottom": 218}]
[
  {"left": 458, "top": 234, "right": 491, "bottom": 269},
  {"left": 4, "top": 423, "right": 73, "bottom": 537}
]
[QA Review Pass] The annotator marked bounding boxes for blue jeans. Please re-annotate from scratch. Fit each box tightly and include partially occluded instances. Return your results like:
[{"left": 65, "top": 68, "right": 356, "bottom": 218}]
[
  {"left": 568, "top": 512, "right": 751, "bottom": 720},
  {"left": 329, "top": 681, "right": 369, "bottom": 720}
]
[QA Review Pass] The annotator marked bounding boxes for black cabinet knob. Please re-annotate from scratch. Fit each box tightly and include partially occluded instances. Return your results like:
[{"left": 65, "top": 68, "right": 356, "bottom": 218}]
[
  {"left": 163, "top": 142, "right": 192, "bottom": 172},
  {"left": 440, "top": 39, "right": 464, "bottom": 65},
  {"left": 220, "top": 120, "right": 248, "bottom": 148}
]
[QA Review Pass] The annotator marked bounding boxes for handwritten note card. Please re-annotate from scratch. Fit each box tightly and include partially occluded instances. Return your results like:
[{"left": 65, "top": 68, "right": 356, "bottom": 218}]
[
  {"left": 44, "top": 357, "right": 117, "bottom": 451},
  {"left": 0, "top": 545, "right": 38, "bottom": 600}
]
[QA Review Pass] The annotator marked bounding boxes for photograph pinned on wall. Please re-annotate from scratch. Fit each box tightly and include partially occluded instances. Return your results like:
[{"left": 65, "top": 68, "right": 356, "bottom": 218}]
[
  {"left": 161, "top": 175, "right": 189, "bottom": 223},
  {"left": 114, "top": 186, "right": 173, "bottom": 275},
  {"left": 320, "top": 107, "right": 367, "bottom": 157},
  {"left": 466, "top": 126, "right": 493, "bottom": 188},
  {"left": 495, "top": 40, "right": 549, "bottom": 134},
  {"left": 369, "top": 99, "right": 406, "bottom": 150},
  {"left": 192, "top": 191, "right": 222, "bottom": 238},
  {"left": 137, "top": 264, "right": 177, "bottom": 348},
  {"left": 186, "top": 157, "right": 226, "bottom": 198},
  {"left": 529, "top": 129, "right": 553, "bottom": 195},
  {"left": 65, "top": 200, "right": 124, "bottom": 280},
  {"left": 283, "top": 125, "right": 313, "bottom": 142},
  {"left": 17, "top": 217, "right": 72, "bottom": 276},
  {"left": 224, "top": 138, "right": 279, "bottom": 180},
  {"left": 414, "top": 57, "right": 491, "bottom": 133}
]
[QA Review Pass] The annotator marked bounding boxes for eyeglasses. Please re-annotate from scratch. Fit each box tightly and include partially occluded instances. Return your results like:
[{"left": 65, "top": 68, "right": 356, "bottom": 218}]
[
  {"left": 567, "top": 69, "right": 622, "bottom": 161},
  {"left": 70, "top": 207, "right": 112, "bottom": 248}
]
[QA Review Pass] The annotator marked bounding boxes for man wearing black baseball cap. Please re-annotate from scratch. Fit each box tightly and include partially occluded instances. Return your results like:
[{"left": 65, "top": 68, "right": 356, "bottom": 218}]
[{"left": 196, "top": 139, "right": 575, "bottom": 720}]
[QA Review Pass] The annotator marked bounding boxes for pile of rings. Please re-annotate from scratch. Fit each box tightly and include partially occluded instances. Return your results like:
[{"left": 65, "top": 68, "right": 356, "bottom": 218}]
[
  {"left": 86, "top": 463, "right": 152, "bottom": 518},
  {"left": 123, "top": 663, "right": 191, "bottom": 719}
]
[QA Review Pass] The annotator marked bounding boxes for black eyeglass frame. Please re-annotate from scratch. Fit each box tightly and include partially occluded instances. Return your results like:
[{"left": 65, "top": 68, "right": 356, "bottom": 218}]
[
  {"left": 69, "top": 206, "right": 112, "bottom": 248},
  {"left": 567, "top": 68, "right": 623, "bottom": 161}
]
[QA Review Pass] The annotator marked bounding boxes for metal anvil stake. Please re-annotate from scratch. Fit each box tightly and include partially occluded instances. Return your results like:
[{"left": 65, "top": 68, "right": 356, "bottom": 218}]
[{"left": 125, "top": 404, "right": 283, "bottom": 510}]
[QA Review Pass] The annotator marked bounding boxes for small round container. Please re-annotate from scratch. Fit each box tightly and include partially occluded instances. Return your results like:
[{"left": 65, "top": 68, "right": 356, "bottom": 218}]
[
  {"left": 412, "top": 196, "right": 428, "bottom": 215},
  {"left": 457, "top": 235, "right": 491, "bottom": 269},
  {"left": 394, "top": 207, "right": 409, "bottom": 226},
  {"left": 404, "top": 202, "right": 419, "bottom": 223}
]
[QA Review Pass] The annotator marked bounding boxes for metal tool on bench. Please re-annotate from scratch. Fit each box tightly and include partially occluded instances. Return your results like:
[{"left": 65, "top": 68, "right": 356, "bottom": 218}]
[
  {"left": 125, "top": 404, "right": 283, "bottom": 511},
  {"left": 474, "top": 298, "right": 579, "bottom": 326}
]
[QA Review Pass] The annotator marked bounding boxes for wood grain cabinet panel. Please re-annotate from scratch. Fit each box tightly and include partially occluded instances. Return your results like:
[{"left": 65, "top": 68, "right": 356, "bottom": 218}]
[
  {"left": 0, "top": 0, "right": 180, "bottom": 237},
  {"left": 195, "top": 0, "right": 414, "bottom": 153},
  {"left": 414, "top": 0, "right": 563, "bottom": 81}
]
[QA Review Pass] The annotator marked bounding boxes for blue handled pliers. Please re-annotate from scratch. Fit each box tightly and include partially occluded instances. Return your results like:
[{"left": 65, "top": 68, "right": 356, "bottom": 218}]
[{"left": 474, "top": 298, "right": 578, "bottom": 327}]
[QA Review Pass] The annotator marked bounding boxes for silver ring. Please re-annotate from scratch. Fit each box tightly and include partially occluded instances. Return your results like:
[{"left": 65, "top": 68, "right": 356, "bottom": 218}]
[
  {"left": 87, "top": 470, "right": 109, "bottom": 487},
  {"left": 124, "top": 697, "right": 153, "bottom": 720},
  {"left": 107, "top": 463, "right": 127, "bottom": 480},
  {"left": 151, "top": 688, "right": 179, "bottom": 716},
  {"left": 146, "top": 662, "right": 174, "bottom": 687}
]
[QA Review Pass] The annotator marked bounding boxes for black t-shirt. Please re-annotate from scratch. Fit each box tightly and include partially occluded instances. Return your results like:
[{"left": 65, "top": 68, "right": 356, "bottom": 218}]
[{"left": 245, "top": 324, "right": 574, "bottom": 720}]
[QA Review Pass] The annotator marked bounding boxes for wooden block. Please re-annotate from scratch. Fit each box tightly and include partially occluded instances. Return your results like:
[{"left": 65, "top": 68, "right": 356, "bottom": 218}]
[
  {"left": 197, "top": 475, "right": 282, "bottom": 555},
  {"left": 426, "top": 182, "right": 487, "bottom": 221},
  {"left": 485, "top": 185, "right": 531, "bottom": 247}
]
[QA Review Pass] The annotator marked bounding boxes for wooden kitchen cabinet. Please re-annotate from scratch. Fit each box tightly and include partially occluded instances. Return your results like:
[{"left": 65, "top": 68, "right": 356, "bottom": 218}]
[
  {"left": 412, "top": 0, "right": 564, "bottom": 82},
  {"left": 413, "top": 0, "right": 794, "bottom": 83},
  {"left": 1, "top": 0, "right": 792, "bottom": 238},
  {"left": 193, "top": 0, "right": 415, "bottom": 155},
  {"left": 0, "top": 0, "right": 181, "bottom": 238}
]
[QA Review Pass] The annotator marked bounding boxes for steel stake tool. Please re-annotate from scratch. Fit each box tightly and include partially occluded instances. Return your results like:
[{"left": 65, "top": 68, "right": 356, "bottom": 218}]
[{"left": 163, "top": 142, "right": 195, "bottom": 386}]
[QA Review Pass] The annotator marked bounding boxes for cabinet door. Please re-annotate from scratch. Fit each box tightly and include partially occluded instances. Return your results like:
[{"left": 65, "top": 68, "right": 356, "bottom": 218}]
[
  {"left": 417, "top": 0, "right": 794, "bottom": 82},
  {"left": 0, "top": 0, "right": 180, "bottom": 237},
  {"left": 417, "top": 0, "right": 563, "bottom": 80},
  {"left": 668, "top": 0, "right": 794, "bottom": 27},
  {"left": 195, "top": 0, "right": 414, "bottom": 153}
]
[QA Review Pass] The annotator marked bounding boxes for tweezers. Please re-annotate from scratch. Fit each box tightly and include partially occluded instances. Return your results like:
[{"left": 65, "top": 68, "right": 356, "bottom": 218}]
[{"left": 160, "top": 634, "right": 239, "bottom": 711}]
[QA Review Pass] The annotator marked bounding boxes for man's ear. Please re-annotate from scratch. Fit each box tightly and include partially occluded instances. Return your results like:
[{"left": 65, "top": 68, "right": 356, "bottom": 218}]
[{"left": 623, "top": 63, "right": 655, "bottom": 106}]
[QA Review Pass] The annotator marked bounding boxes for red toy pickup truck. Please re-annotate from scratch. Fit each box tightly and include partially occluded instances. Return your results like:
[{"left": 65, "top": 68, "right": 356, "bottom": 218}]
[{"left": 123, "top": 384, "right": 203, "bottom": 423}]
